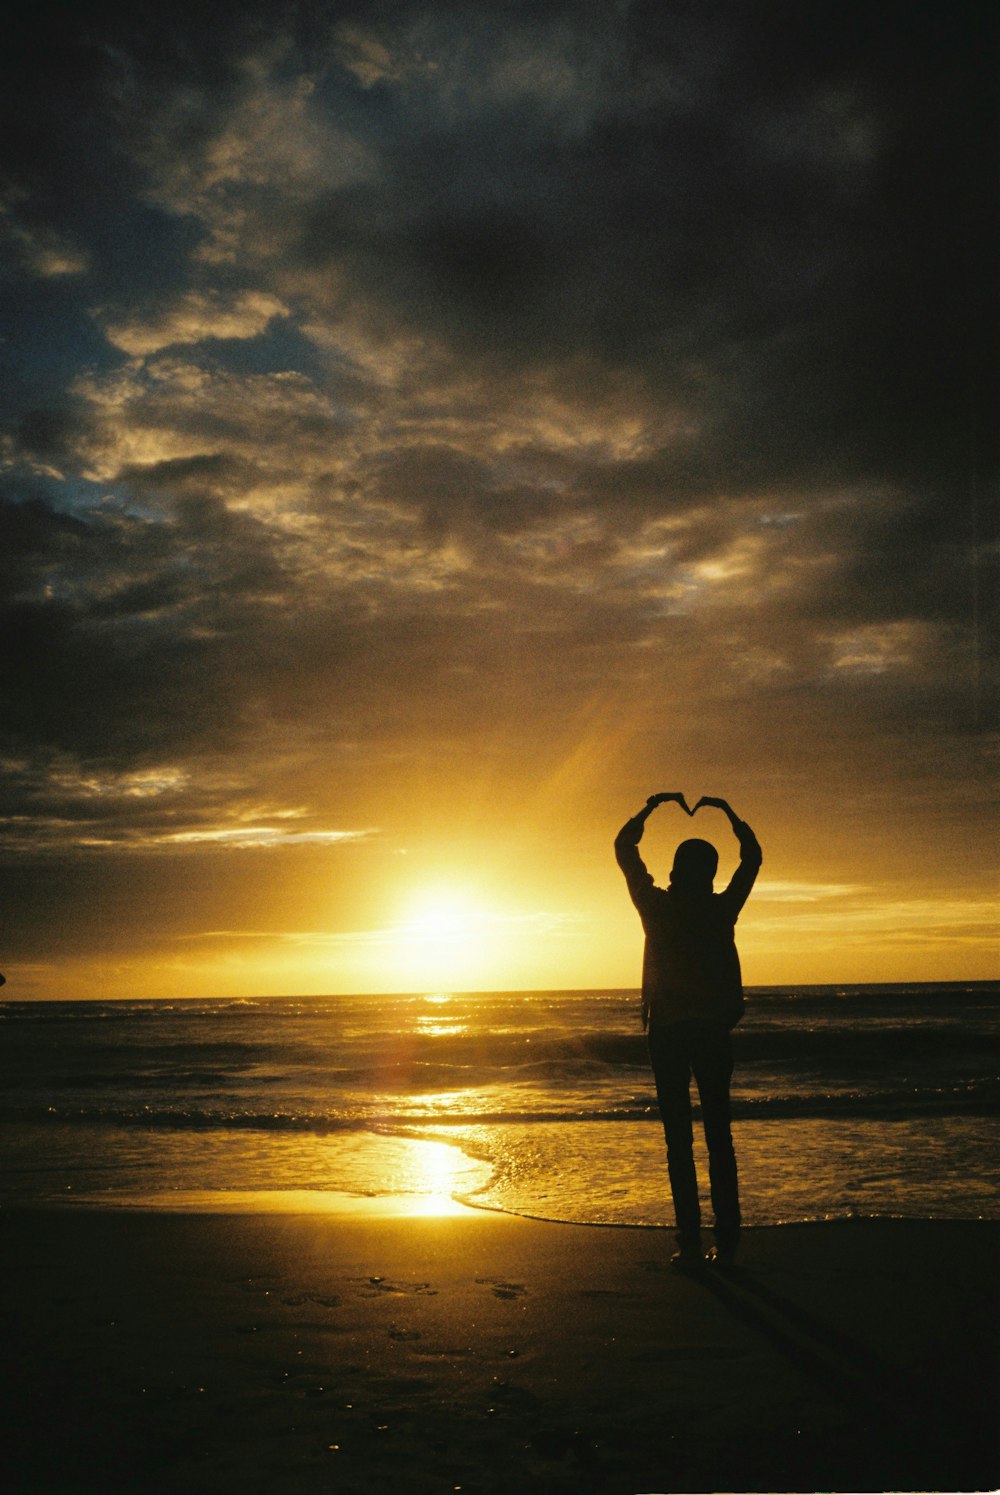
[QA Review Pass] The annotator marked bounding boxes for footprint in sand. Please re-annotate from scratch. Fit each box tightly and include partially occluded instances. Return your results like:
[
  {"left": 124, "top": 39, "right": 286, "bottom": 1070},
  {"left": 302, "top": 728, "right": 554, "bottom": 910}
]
[
  {"left": 476, "top": 1278, "right": 528, "bottom": 1300},
  {"left": 354, "top": 1276, "right": 439, "bottom": 1297}
]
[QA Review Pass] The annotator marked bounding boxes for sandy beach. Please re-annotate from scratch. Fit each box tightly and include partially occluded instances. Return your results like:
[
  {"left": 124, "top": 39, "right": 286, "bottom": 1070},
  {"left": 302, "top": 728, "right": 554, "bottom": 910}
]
[{"left": 1, "top": 1203, "right": 996, "bottom": 1494}]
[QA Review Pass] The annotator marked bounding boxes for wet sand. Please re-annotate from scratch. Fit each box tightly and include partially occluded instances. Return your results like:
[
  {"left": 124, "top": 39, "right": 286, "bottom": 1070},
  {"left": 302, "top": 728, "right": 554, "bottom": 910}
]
[{"left": 1, "top": 1205, "right": 996, "bottom": 1493}]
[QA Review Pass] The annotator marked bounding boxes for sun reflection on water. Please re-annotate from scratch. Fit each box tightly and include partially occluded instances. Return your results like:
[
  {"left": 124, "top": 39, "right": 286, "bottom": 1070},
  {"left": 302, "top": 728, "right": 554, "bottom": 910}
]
[
  {"left": 400, "top": 1089, "right": 485, "bottom": 1118},
  {"left": 414, "top": 1018, "right": 466, "bottom": 1037},
  {"left": 411, "top": 992, "right": 468, "bottom": 1040},
  {"left": 399, "top": 1136, "right": 478, "bottom": 1215}
]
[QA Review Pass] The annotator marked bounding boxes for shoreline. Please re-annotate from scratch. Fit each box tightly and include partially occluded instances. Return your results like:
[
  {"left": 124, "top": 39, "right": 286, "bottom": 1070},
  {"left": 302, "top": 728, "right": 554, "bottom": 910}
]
[
  {"left": 6, "top": 1183, "right": 997, "bottom": 1230},
  {"left": 2, "top": 1208, "right": 996, "bottom": 1493}
]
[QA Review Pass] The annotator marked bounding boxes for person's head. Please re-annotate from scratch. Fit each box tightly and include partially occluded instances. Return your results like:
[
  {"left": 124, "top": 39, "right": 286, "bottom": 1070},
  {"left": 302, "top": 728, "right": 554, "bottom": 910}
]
[{"left": 669, "top": 837, "right": 718, "bottom": 894}]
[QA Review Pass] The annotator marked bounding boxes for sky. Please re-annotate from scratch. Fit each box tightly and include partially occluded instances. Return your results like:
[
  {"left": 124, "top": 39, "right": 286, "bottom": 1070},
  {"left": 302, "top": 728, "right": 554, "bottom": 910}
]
[{"left": 1, "top": 0, "right": 996, "bottom": 999}]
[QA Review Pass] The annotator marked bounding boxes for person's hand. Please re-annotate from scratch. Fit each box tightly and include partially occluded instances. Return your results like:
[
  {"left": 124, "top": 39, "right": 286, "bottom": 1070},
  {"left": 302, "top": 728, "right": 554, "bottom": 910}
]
[
  {"left": 646, "top": 792, "right": 693, "bottom": 815},
  {"left": 691, "top": 795, "right": 733, "bottom": 815}
]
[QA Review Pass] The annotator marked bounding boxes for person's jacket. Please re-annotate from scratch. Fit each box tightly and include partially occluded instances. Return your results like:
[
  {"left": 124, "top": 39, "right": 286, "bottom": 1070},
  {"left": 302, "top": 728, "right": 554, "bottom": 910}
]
[{"left": 615, "top": 820, "right": 761, "bottom": 1030}]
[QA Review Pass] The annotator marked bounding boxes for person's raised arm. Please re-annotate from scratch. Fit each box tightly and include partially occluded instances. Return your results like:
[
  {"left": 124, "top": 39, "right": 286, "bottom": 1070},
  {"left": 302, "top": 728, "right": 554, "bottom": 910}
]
[
  {"left": 615, "top": 793, "right": 690, "bottom": 910},
  {"left": 615, "top": 792, "right": 687, "bottom": 845},
  {"left": 691, "top": 796, "right": 762, "bottom": 913}
]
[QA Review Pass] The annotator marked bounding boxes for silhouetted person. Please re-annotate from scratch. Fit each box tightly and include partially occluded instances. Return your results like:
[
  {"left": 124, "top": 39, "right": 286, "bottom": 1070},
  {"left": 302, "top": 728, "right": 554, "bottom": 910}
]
[{"left": 615, "top": 793, "right": 761, "bottom": 1269}]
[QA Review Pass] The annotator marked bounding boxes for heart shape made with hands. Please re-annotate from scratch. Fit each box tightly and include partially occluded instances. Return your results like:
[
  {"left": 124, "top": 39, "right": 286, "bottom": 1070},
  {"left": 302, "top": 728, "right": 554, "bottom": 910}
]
[{"left": 646, "top": 793, "right": 724, "bottom": 817}]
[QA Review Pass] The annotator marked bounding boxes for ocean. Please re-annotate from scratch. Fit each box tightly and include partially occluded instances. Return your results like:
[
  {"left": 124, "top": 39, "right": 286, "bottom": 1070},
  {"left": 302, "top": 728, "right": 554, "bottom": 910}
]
[{"left": 1, "top": 984, "right": 997, "bottom": 1226}]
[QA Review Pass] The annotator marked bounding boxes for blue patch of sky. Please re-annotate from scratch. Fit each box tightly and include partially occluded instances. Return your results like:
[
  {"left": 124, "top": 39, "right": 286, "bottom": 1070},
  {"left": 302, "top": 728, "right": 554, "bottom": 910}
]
[
  {"left": 200, "top": 318, "right": 329, "bottom": 385},
  {"left": 0, "top": 280, "right": 115, "bottom": 417},
  {"left": 1, "top": 196, "right": 204, "bottom": 425},
  {"left": 7, "top": 472, "right": 112, "bottom": 521},
  {"left": 75, "top": 200, "right": 205, "bottom": 305}
]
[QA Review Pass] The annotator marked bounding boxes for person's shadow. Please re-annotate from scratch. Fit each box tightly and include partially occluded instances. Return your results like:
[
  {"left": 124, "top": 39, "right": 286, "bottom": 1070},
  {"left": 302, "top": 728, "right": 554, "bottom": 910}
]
[{"left": 693, "top": 1254, "right": 996, "bottom": 1491}]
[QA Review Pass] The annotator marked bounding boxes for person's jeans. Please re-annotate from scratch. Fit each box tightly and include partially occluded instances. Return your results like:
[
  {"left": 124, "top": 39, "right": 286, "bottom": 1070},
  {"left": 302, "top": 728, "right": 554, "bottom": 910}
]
[{"left": 647, "top": 1017, "right": 740, "bottom": 1250}]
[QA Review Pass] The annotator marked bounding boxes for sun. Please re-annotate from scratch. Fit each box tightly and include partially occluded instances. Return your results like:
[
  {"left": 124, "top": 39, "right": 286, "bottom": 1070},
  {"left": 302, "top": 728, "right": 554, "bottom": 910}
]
[
  {"left": 331, "top": 877, "right": 576, "bottom": 995},
  {"left": 400, "top": 887, "right": 483, "bottom": 941},
  {"left": 383, "top": 883, "right": 500, "bottom": 989}
]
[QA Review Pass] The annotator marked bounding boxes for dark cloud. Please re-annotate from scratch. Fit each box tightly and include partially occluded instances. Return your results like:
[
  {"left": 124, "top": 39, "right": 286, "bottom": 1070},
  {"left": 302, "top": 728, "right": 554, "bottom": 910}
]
[{"left": 279, "top": 1, "right": 995, "bottom": 498}]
